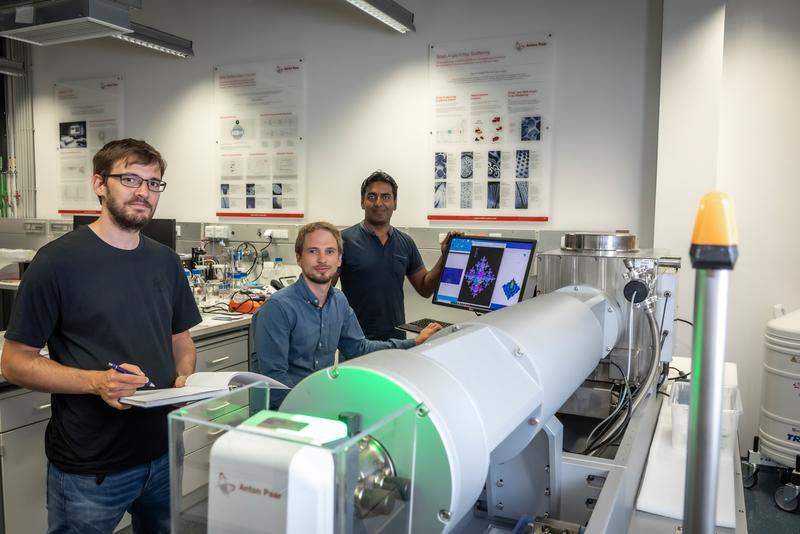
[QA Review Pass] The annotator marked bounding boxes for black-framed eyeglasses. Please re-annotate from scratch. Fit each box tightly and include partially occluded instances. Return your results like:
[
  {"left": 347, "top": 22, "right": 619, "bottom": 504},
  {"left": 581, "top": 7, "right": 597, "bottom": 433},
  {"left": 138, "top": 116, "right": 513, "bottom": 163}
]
[{"left": 106, "top": 173, "right": 167, "bottom": 193}]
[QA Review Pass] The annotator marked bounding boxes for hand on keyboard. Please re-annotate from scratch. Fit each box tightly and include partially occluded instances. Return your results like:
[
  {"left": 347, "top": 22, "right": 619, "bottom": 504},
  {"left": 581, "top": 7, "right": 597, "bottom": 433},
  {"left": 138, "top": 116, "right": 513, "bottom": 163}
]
[
  {"left": 411, "top": 318, "right": 452, "bottom": 329},
  {"left": 415, "top": 322, "right": 443, "bottom": 345}
]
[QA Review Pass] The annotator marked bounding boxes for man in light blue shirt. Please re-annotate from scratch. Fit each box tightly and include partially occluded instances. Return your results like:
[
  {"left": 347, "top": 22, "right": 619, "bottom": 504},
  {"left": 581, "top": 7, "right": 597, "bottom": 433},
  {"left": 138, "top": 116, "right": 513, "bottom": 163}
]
[{"left": 252, "top": 221, "right": 441, "bottom": 408}]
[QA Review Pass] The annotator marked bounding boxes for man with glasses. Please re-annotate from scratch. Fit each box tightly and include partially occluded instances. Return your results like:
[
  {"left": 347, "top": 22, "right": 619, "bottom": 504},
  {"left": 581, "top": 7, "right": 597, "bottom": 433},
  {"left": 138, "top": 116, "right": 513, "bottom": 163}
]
[
  {"left": 1, "top": 139, "right": 201, "bottom": 533},
  {"left": 334, "top": 171, "right": 459, "bottom": 340}
]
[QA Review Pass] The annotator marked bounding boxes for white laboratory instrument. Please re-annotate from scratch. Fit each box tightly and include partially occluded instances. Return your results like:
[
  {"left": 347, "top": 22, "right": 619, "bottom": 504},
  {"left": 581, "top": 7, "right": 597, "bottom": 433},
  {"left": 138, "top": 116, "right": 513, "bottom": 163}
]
[{"left": 171, "top": 233, "right": 688, "bottom": 533}]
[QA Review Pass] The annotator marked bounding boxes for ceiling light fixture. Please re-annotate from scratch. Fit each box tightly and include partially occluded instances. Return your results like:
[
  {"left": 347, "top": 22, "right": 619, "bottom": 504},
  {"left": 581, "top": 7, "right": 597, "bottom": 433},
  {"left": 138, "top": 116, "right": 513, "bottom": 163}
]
[
  {"left": 0, "top": 57, "right": 24, "bottom": 77},
  {"left": 113, "top": 22, "right": 193, "bottom": 58},
  {"left": 344, "top": 0, "right": 415, "bottom": 34},
  {"left": 0, "top": 0, "right": 136, "bottom": 46}
]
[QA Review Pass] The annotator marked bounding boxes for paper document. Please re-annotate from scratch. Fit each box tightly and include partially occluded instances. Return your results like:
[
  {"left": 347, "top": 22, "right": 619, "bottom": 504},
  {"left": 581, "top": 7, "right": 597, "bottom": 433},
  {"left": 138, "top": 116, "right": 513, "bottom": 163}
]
[{"left": 120, "top": 371, "right": 288, "bottom": 408}]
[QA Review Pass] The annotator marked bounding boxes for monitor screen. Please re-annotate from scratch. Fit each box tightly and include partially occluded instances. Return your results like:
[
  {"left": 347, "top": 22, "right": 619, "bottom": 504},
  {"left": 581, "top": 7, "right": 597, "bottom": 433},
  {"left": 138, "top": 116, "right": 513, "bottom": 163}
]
[
  {"left": 72, "top": 216, "right": 177, "bottom": 250},
  {"left": 432, "top": 235, "right": 536, "bottom": 313}
]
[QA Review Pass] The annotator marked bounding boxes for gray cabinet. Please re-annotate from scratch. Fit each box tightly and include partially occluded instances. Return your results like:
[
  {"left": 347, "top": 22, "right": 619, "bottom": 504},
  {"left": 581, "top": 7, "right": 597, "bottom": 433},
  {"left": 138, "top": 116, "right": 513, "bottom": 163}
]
[
  {"left": 0, "top": 388, "right": 51, "bottom": 534},
  {"left": 0, "top": 420, "right": 48, "bottom": 534}
]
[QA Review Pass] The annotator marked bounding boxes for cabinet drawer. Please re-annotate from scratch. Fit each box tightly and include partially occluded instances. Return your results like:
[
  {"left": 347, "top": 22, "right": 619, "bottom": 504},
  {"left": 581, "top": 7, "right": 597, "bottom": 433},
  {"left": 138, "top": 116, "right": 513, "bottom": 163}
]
[
  {"left": 0, "top": 389, "right": 51, "bottom": 432},
  {"left": 183, "top": 406, "right": 249, "bottom": 455},
  {"left": 182, "top": 447, "right": 212, "bottom": 496},
  {"left": 195, "top": 335, "right": 247, "bottom": 371}
]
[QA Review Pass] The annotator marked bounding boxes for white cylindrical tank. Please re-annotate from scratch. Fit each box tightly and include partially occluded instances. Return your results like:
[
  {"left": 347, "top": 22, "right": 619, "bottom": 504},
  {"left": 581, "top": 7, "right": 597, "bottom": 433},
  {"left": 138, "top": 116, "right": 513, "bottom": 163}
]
[
  {"left": 282, "top": 291, "right": 611, "bottom": 532},
  {"left": 759, "top": 309, "right": 800, "bottom": 467}
]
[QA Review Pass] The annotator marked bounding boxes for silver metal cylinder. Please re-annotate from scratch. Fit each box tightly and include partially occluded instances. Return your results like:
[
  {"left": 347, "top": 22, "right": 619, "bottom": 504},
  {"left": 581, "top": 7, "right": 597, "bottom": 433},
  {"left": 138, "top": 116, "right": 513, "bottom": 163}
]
[{"left": 682, "top": 269, "right": 730, "bottom": 534}]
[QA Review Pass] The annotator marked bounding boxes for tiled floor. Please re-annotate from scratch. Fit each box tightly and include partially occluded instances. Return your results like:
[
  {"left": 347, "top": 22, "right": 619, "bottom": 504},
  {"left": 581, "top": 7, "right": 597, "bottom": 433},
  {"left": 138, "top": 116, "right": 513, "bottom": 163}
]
[{"left": 745, "top": 466, "right": 800, "bottom": 533}]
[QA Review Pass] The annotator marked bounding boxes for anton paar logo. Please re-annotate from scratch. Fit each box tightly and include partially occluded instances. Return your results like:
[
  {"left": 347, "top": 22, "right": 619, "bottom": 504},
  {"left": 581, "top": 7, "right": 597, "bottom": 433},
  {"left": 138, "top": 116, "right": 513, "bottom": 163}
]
[
  {"left": 276, "top": 64, "right": 300, "bottom": 74},
  {"left": 215, "top": 471, "right": 284, "bottom": 499},
  {"left": 216, "top": 472, "right": 236, "bottom": 495},
  {"left": 515, "top": 40, "right": 548, "bottom": 51}
]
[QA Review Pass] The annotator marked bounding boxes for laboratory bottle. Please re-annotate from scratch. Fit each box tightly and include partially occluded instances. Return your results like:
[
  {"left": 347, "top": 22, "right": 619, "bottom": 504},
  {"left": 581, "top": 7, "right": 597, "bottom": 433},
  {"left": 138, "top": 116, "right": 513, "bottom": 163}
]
[
  {"left": 274, "top": 257, "right": 284, "bottom": 282},
  {"left": 232, "top": 271, "right": 247, "bottom": 291},
  {"left": 190, "top": 269, "right": 205, "bottom": 304}
]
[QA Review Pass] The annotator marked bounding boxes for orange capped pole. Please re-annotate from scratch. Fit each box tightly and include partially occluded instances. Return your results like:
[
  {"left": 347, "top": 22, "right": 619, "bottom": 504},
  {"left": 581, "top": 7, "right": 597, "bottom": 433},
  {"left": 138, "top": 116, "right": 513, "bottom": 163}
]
[{"left": 683, "top": 192, "right": 737, "bottom": 534}]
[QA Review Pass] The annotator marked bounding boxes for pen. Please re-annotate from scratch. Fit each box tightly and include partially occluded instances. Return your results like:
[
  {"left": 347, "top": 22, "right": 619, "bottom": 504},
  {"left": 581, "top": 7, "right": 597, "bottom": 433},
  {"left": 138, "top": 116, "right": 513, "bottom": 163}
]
[{"left": 107, "top": 362, "right": 156, "bottom": 388}]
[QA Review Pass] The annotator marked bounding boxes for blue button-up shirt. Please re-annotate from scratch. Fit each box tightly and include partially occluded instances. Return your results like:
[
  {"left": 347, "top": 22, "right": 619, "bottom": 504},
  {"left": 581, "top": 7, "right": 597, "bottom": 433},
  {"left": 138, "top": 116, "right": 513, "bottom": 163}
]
[{"left": 252, "top": 275, "right": 415, "bottom": 407}]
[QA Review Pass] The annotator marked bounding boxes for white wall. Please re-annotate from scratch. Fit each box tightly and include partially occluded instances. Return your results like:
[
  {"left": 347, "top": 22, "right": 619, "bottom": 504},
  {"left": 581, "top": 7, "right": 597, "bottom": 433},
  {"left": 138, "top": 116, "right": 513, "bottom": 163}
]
[
  {"left": 654, "top": 0, "right": 725, "bottom": 338},
  {"left": 716, "top": 0, "right": 800, "bottom": 454},
  {"left": 656, "top": 0, "right": 800, "bottom": 452},
  {"left": 30, "top": 0, "right": 661, "bottom": 241}
]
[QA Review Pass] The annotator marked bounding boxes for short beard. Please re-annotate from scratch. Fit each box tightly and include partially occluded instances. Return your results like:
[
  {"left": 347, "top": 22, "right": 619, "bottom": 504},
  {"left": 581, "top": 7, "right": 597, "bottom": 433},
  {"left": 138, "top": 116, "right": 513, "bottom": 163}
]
[
  {"left": 105, "top": 195, "right": 153, "bottom": 231},
  {"left": 303, "top": 270, "right": 333, "bottom": 285}
]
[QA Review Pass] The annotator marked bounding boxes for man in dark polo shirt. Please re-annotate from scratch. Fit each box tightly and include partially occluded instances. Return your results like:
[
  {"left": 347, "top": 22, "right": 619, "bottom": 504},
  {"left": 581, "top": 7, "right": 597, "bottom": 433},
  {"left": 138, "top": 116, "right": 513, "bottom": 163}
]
[{"left": 336, "top": 171, "right": 460, "bottom": 340}]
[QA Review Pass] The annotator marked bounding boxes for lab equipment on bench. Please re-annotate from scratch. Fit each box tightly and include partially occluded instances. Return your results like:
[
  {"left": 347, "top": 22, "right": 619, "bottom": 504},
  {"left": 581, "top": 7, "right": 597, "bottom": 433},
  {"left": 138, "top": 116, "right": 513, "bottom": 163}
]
[{"left": 169, "top": 232, "right": 695, "bottom": 533}]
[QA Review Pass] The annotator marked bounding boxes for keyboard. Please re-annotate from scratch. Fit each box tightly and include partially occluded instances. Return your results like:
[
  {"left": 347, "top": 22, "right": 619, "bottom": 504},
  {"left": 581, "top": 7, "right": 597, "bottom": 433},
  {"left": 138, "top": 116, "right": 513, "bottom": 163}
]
[{"left": 397, "top": 317, "right": 453, "bottom": 334}]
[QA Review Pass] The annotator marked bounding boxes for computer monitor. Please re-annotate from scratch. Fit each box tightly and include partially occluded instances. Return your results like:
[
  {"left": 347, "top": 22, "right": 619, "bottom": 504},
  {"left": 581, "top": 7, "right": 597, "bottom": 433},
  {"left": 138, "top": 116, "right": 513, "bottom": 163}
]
[
  {"left": 433, "top": 235, "right": 536, "bottom": 313},
  {"left": 72, "top": 215, "right": 177, "bottom": 250}
]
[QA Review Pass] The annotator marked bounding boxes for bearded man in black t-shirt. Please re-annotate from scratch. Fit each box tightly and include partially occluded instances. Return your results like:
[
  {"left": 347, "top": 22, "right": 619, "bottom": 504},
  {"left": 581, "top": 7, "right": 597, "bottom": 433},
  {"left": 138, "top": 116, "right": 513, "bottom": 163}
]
[{"left": 2, "top": 139, "right": 201, "bottom": 534}]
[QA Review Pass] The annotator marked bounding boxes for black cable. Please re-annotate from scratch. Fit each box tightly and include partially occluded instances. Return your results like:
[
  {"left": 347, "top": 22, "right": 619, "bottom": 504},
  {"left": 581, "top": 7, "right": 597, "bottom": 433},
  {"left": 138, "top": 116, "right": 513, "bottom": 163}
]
[
  {"left": 582, "top": 360, "right": 633, "bottom": 455},
  {"left": 657, "top": 361, "right": 670, "bottom": 387},
  {"left": 235, "top": 242, "right": 260, "bottom": 276},
  {"left": 659, "top": 292, "right": 670, "bottom": 334},
  {"left": 254, "top": 238, "right": 273, "bottom": 281},
  {"left": 200, "top": 303, "right": 231, "bottom": 313},
  {"left": 586, "top": 376, "right": 633, "bottom": 452},
  {"left": 668, "top": 369, "right": 692, "bottom": 381},
  {"left": 675, "top": 318, "right": 694, "bottom": 327}
]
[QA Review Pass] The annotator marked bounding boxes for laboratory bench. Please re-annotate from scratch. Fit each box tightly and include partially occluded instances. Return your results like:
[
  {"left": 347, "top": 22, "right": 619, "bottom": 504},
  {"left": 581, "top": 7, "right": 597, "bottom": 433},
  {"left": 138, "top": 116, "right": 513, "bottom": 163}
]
[{"left": 0, "top": 312, "right": 252, "bottom": 534}]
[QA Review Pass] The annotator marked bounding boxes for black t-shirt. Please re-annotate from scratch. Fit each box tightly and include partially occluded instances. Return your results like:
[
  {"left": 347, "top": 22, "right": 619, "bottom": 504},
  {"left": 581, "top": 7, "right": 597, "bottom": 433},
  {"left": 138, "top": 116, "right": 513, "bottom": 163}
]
[
  {"left": 340, "top": 223, "right": 424, "bottom": 339},
  {"left": 4, "top": 225, "right": 201, "bottom": 474}
]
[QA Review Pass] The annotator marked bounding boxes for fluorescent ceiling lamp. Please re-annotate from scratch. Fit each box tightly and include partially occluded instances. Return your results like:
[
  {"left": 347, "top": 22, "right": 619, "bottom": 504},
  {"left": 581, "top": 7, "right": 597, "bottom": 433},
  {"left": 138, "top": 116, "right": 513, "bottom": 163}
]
[
  {"left": 0, "top": 57, "right": 24, "bottom": 77},
  {"left": 344, "top": 0, "right": 415, "bottom": 33},
  {"left": 113, "top": 21, "right": 193, "bottom": 58},
  {"left": 0, "top": 16, "right": 130, "bottom": 45},
  {"left": 0, "top": 0, "right": 136, "bottom": 45}
]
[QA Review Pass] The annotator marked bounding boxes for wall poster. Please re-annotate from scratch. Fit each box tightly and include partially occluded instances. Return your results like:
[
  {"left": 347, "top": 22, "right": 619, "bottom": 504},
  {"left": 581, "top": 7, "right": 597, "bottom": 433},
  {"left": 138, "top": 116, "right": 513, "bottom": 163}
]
[
  {"left": 214, "top": 59, "right": 306, "bottom": 218},
  {"left": 56, "top": 76, "right": 123, "bottom": 214},
  {"left": 428, "top": 34, "right": 553, "bottom": 222}
]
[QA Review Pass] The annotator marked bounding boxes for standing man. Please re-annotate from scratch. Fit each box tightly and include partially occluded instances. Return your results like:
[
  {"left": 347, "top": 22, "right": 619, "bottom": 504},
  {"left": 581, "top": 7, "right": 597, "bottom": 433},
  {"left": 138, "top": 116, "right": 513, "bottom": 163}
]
[
  {"left": 1, "top": 139, "right": 201, "bottom": 534},
  {"left": 337, "top": 171, "right": 459, "bottom": 340},
  {"left": 253, "top": 221, "right": 440, "bottom": 408}
]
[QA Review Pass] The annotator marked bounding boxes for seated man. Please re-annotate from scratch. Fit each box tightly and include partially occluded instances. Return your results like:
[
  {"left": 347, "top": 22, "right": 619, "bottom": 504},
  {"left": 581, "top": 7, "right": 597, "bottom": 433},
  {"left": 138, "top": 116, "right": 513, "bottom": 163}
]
[{"left": 253, "top": 221, "right": 441, "bottom": 408}]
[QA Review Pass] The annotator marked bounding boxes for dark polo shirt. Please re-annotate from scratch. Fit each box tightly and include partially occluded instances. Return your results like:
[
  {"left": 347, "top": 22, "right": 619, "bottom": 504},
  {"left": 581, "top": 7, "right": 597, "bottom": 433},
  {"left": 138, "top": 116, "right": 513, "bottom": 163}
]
[{"left": 340, "top": 222, "right": 424, "bottom": 340}]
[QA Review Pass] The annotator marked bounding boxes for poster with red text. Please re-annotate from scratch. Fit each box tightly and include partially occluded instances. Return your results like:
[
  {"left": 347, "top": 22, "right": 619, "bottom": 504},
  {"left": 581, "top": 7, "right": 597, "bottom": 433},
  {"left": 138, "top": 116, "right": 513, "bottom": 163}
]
[
  {"left": 429, "top": 35, "right": 552, "bottom": 222},
  {"left": 214, "top": 60, "right": 306, "bottom": 218}
]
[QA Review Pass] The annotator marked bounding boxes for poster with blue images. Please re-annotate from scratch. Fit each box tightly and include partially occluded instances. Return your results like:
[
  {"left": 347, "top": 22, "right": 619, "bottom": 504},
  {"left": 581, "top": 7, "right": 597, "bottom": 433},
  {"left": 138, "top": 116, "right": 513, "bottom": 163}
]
[{"left": 428, "top": 34, "right": 553, "bottom": 221}]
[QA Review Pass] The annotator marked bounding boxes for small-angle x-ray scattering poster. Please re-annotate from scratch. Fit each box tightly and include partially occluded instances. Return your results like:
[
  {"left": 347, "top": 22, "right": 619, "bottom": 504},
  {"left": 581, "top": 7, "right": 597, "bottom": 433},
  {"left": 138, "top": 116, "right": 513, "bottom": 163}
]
[
  {"left": 214, "top": 59, "right": 306, "bottom": 218},
  {"left": 428, "top": 34, "right": 553, "bottom": 222},
  {"left": 55, "top": 76, "right": 123, "bottom": 213}
]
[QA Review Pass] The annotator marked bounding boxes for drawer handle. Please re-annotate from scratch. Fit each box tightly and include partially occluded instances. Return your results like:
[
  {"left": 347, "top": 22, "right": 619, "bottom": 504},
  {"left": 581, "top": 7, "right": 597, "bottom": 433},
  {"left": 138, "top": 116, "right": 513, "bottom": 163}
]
[
  {"left": 37, "top": 403, "right": 51, "bottom": 411},
  {"left": 210, "top": 356, "right": 230, "bottom": 364},
  {"left": 207, "top": 428, "right": 226, "bottom": 436},
  {"left": 207, "top": 401, "right": 231, "bottom": 413}
]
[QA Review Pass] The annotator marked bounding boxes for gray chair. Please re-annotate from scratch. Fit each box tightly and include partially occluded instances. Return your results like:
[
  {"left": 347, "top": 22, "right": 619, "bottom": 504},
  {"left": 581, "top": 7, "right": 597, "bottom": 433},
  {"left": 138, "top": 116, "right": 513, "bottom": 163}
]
[{"left": 248, "top": 305, "right": 265, "bottom": 374}]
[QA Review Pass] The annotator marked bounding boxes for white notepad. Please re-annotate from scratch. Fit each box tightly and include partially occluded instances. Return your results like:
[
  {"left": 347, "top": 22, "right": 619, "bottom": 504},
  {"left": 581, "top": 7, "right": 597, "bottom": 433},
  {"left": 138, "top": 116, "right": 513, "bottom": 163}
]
[{"left": 120, "top": 371, "right": 288, "bottom": 408}]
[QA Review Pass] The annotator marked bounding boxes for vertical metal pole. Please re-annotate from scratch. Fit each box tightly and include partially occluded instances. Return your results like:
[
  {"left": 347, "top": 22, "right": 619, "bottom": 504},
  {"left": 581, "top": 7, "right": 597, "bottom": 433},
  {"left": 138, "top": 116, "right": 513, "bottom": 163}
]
[{"left": 682, "top": 268, "right": 730, "bottom": 533}]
